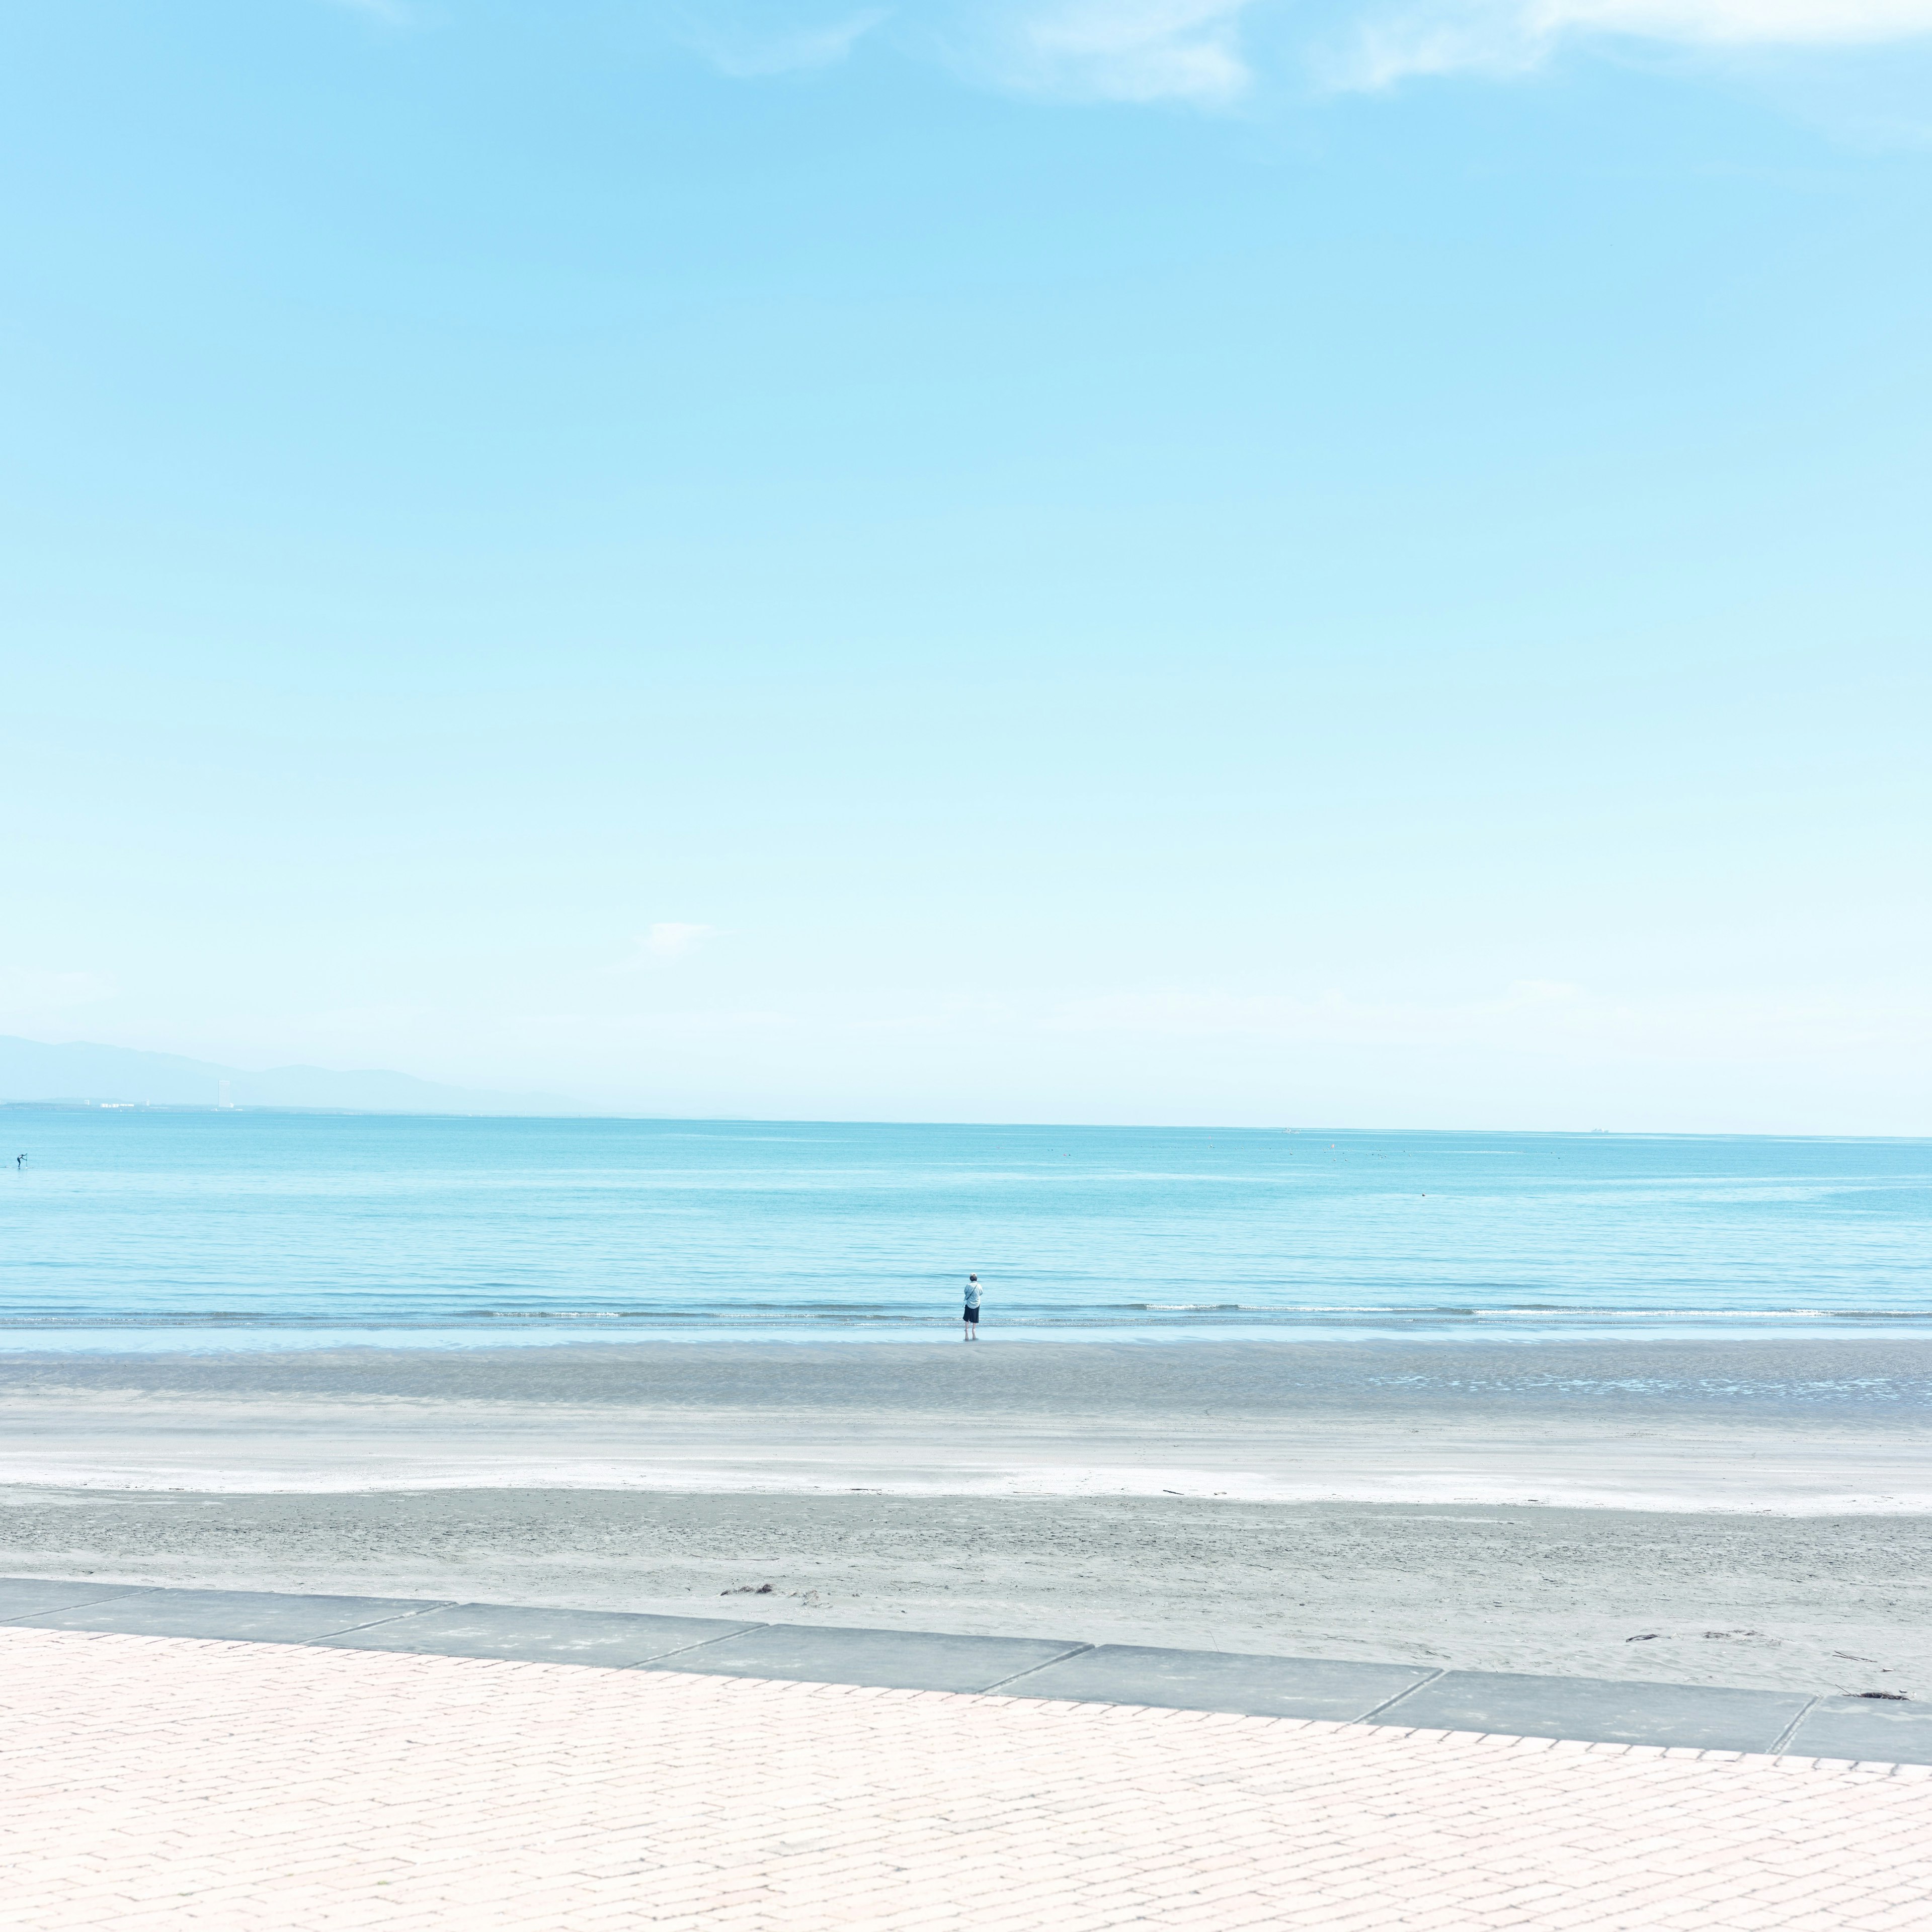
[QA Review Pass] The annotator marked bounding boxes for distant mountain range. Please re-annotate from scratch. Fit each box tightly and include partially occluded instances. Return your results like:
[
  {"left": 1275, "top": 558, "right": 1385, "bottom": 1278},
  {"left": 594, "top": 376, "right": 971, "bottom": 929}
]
[{"left": 0, "top": 1035, "right": 577, "bottom": 1115}]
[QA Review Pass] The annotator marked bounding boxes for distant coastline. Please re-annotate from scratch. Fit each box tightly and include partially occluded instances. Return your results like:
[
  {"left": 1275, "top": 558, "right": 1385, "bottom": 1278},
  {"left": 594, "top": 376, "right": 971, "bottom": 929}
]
[
  {"left": 1, "top": 1098, "right": 570, "bottom": 1118},
  {"left": 0, "top": 1033, "right": 576, "bottom": 1116}
]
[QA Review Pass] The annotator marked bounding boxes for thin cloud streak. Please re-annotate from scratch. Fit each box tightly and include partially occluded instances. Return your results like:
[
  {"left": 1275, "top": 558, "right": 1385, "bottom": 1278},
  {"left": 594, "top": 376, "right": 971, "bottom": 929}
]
[
  {"left": 641, "top": 922, "right": 717, "bottom": 960},
  {"left": 657, "top": 0, "right": 1932, "bottom": 101},
  {"left": 1003, "top": 0, "right": 1257, "bottom": 103},
  {"left": 1542, "top": 0, "right": 1932, "bottom": 40},
  {"left": 677, "top": 7, "right": 892, "bottom": 77},
  {"left": 605, "top": 924, "right": 721, "bottom": 973},
  {"left": 1331, "top": 0, "right": 1932, "bottom": 87}
]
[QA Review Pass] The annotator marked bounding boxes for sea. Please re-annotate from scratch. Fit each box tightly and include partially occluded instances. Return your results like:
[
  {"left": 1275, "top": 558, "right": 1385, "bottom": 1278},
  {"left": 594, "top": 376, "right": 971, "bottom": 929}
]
[{"left": 2, "top": 1110, "right": 1928, "bottom": 1351}]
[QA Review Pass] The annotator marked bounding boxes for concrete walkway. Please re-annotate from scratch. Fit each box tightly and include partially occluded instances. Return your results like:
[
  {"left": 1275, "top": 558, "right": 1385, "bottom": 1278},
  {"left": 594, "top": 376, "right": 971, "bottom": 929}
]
[
  {"left": 4, "top": 1575, "right": 1928, "bottom": 1763},
  {"left": 5, "top": 1622, "right": 1929, "bottom": 1930}
]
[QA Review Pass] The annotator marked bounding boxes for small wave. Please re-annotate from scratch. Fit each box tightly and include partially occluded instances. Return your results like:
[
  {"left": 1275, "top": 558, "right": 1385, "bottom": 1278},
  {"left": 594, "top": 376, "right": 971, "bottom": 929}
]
[{"left": 464, "top": 1309, "right": 660, "bottom": 1320}]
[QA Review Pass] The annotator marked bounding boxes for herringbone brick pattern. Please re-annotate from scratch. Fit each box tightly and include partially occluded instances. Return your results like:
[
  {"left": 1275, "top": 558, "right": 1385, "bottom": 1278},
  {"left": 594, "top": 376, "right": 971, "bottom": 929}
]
[{"left": 3, "top": 1627, "right": 1926, "bottom": 1929}]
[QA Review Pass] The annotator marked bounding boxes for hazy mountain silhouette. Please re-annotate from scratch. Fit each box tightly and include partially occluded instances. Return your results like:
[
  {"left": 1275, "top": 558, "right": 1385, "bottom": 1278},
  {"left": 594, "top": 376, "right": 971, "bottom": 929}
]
[{"left": 0, "top": 1036, "right": 577, "bottom": 1114}]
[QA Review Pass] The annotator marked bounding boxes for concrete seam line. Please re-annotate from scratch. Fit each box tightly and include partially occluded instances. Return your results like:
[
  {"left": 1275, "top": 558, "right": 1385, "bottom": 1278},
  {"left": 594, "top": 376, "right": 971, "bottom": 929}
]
[
  {"left": 1768, "top": 1696, "right": 1821, "bottom": 1756},
  {"left": 618, "top": 1623, "right": 774, "bottom": 1667},
  {"left": 0, "top": 1585, "right": 156, "bottom": 1623},
  {"left": 973, "top": 1643, "right": 1096, "bottom": 1696},
  {"left": 313, "top": 1600, "right": 460, "bottom": 1638},
  {"left": 1353, "top": 1669, "right": 1445, "bottom": 1722}
]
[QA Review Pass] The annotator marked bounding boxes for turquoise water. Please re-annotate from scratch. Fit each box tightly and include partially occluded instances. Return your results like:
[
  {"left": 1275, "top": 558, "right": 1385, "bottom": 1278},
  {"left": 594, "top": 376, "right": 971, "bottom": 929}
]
[{"left": 1, "top": 1111, "right": 1928, "bottom": 1347}]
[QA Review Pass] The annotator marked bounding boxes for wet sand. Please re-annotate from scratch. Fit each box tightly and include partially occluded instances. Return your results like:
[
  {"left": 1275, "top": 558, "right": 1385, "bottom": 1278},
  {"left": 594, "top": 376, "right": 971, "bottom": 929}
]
[{"left": 3, "top": 1339, "right": 1927, "bottom": 1697}]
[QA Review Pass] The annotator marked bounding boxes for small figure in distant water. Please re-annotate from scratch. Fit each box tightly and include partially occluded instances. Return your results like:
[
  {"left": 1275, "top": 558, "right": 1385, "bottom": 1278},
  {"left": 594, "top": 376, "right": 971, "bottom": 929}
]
[
  {"left": 14, "top": 1153, "right": 23, "bottom": 1170},
  {"left": 963, "top": 1274, "right": 983, "bottom": 1340}
]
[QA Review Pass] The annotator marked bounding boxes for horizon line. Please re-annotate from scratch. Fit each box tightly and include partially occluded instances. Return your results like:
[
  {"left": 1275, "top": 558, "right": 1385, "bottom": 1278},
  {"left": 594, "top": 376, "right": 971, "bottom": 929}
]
[{"left": 3, "top": 1101, "right": 1927, "bottom": 1144}]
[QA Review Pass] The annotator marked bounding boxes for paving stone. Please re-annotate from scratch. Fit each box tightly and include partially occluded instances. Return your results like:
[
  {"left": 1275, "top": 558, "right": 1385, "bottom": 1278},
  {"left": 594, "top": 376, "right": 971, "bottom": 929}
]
[
  {"left": 634, "top": 1622, "right": 1090, "bottom": 1694},
  {"left": 1000, "top": 1644, "right": 1437, "bottom": 1719},
  {"left": 0, "top": 1629, "right": 1895, "bottom": 1932},
  {"left": 320, "top": 1603, "right": 764, "bottom": 1667},
  {"left": 1376, "top": 1671, "right": 1814, "bottom": 1754}
]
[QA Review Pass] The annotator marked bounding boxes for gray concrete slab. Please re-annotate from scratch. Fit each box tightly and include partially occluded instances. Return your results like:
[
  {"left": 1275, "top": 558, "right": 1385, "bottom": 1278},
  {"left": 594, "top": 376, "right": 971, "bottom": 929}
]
[
  {"left": 1374, "top": 1669, "right": 1813, "bottom": 1754},
  {"left": 7, "top": 1586, "right": 450, "bottom": 1644},
  {"left": 1784, "top": 1697, "right": 1932, "bottom": 1766},
  {"left": 636, "top": 1622, "right": 1090, "bottom": 1695},
  {"left": 0, "top": 1578, "right": 153, "bottom": 1619},
  {"left": 997, "top": 1644, "right": 1437, "bottom": 1720},
  {"left": 7, "top": 1577, "right": 1921, "bottom": 1765},
  {"left": 320, "top": 1603, "right": 763, "bottom": 1667}
]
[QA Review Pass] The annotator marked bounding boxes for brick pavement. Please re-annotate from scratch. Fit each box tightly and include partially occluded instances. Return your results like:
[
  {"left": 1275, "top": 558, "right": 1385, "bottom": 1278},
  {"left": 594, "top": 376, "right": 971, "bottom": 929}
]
[{"left": 3, "top": 1627, "right": 1927, "bottom": 1929}]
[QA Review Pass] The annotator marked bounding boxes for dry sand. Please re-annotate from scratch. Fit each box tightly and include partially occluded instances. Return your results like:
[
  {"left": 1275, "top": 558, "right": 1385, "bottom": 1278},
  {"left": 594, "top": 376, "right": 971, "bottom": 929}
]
[{"left": 3, "top": 1338, "right": 1928, "bottom": 1698}]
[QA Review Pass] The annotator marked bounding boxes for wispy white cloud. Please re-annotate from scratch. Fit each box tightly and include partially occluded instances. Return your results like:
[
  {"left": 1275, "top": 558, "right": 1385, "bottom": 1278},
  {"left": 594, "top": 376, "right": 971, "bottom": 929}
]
[
  {"left": 1540, "top": 0, "right": 1932, "bottom": 42},
  {"left": 317, "top": 0, "right": 1932, "bottom": 105},
  {"left": 674, "top": 5, "right": 891, "bottom": 76},
  {"left": 651, "top": 0, "right": 1261, "bottom": 101},
  {"left": 653, "top": 0, "right": 1932, "bottom": 101},
  {"left": 608, "top": 923, "right": 720, "bottom": 972},
  {"left": 996, "top": 0, "right": 1259, "bottom": 103},
  {"left": 1330, "top": 0, "right": 1932, "bottom": 86},
  {"left": 642, "top": 921, "right": 718, "bottom": 960}
]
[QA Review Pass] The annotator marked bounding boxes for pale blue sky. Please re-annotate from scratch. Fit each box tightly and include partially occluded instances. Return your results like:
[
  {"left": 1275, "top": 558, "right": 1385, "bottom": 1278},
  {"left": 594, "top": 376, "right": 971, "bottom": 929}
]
[{"left": 3, "top": 2, "right": 1929, "bottom": 1131}]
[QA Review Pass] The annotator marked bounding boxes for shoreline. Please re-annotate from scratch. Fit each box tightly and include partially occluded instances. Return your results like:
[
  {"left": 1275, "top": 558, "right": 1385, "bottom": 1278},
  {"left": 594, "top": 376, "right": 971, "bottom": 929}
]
[
  {"left": 9, "top": 1332, "right": 1931, "bottom": 1395},
  {"left": 1, "top": 1402, "right": 1924, "bottom": 1512},
  {"left": 1, "top": 1337, "right": 1927, "bottom": 1512},
  {"left": 6, "top": 1317, "right": 1931, "bottom": 1355}
]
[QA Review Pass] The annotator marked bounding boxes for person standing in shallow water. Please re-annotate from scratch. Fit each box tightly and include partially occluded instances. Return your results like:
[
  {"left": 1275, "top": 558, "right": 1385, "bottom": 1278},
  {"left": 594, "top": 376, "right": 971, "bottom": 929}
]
[{"left": 963, "top": 1274, "right": 982, "bottom": 1339}]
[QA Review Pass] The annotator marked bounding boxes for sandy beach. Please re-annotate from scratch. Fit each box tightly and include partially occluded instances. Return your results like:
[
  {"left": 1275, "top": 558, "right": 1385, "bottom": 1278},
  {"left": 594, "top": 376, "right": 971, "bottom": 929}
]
[{"left": 4, "top": 1338, "right": 1928, "bottom": 1698}]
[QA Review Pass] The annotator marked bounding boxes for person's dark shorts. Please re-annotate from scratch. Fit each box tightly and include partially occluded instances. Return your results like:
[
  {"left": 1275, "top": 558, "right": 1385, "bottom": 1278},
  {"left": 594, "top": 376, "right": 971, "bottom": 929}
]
[{"left": 963, "top": 1306, "right": 979, "bottom": 1324}]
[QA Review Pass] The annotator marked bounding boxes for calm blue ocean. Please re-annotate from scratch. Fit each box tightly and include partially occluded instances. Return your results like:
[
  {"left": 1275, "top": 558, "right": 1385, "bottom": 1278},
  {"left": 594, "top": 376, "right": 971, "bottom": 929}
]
[{"left": 1, "top": 1111, "right": 1927, "bottom": 1349}]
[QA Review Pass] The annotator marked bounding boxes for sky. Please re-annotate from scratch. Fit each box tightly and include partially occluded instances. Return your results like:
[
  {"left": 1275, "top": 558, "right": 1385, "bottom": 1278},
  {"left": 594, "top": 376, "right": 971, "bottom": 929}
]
[{"left": 2, "top": 0, "right": 1929, "bottom": 1133}]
